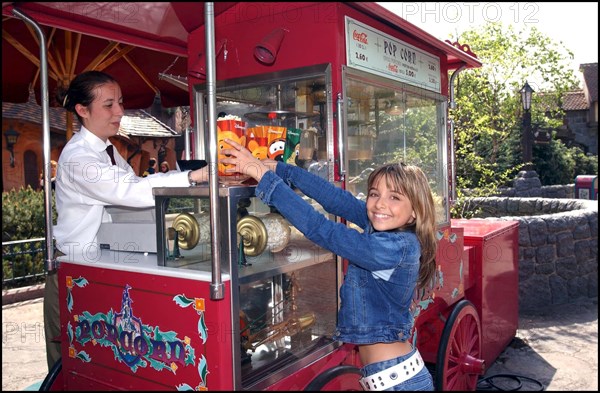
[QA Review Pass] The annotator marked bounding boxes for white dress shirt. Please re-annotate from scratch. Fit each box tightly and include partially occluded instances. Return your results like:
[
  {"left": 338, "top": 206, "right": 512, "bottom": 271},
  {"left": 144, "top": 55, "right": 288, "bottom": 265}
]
[{"left": 54, "top": 126, "right": 190, "bottom": 261}]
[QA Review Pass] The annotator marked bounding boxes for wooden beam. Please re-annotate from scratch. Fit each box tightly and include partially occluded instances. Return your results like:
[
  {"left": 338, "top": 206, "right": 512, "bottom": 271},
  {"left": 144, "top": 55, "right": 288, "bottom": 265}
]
[
  {"left": 95, "top": 44, "right": 134, "bottom": 70},
  {"left": 3, "top": 29, "right": 40, "bottom": 67},
  {"left": 63, "top": 30, "right": 72, "bottom": 81},
  {"left": 117, "top": 45, "right": 159, "bottom": 95},
  {"left": 2, "top": 28, "right": 59, "bottom": 82},
  {"left": 69, "top": 33, "right": 82, "bottom": 80},
  {"left": 44, "top": 28, "right": 61, "bottom": 82},
  {"left": 82, "top": 41, "right": 119, "bottom": 72}
]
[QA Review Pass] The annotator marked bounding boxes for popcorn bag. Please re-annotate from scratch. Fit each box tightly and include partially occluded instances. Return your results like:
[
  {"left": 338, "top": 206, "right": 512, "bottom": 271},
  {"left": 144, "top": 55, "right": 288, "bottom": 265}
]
[
  {"left": 246, "top": 126, "right": 270, "bottom": 160},
  {"left": 217, "top": 116, "right": 247, "bottom": 140},
  {"left": 217, "top": 116, "right": 247, "bottom": 179},
  {"left": 266, "top": 126, "right": 287, "bottom": 161},
  {"left": 283, "top": 127, "right": 302, "bottom": 165}
]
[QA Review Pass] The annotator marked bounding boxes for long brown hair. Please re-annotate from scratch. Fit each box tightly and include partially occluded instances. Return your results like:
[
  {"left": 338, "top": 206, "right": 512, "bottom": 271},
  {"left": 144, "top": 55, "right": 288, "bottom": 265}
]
[{"left": 367, "top": 163, "right": 437, "bottom": 289}]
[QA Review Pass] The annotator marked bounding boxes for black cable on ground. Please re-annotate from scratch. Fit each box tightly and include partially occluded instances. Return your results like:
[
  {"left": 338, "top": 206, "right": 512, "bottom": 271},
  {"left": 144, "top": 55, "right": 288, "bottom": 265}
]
[{"left": 477, "top": 373, "right": 544, "bottom": 391}]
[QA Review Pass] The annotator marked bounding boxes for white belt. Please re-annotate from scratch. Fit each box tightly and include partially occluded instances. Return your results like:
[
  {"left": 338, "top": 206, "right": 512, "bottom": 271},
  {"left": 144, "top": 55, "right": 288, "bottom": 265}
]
[{"left": 359, "top": 350, "right": 425, "bottom": 391}]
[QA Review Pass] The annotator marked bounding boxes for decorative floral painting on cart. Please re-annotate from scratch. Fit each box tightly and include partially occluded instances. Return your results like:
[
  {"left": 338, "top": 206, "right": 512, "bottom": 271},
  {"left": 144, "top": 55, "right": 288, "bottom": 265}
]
[{"left": 65, "top": 277, "right": 212, "bottom": 390}]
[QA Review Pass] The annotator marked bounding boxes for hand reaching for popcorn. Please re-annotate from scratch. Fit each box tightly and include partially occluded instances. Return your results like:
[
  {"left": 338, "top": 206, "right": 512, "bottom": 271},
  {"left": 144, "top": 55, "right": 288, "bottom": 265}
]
[{"left": 220, "top": 138, "right": 277, "bottom": 182}]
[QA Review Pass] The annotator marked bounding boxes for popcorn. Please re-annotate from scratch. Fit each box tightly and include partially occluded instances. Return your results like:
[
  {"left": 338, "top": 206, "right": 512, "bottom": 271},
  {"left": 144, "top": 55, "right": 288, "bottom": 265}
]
[{"left": 217, "top": 114, "right": 242, "bottom": 121}]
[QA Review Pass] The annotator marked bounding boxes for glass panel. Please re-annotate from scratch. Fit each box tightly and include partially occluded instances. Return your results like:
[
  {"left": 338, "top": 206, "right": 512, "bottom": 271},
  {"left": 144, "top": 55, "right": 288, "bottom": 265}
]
[
  {"left": 154, "top": 187, "right": 339, "bottom": 388},
  {"left": 158, "top": 65, "right": 339, "bottom": 387},
  {"left": 203, "top": 67, "right": 340, "bottom": 387},
  {"left": 202, "top": 65, "right": 333, "bottom": 180},
  {"left": 154, "top": 189, "right": 336, "bottom": 274},
  {"left": 163, "top": 197, "right": 212, "bottom": 268},
  {"left": 344, "top": 69, "right": 449, "bottom": 225},
  {"left": 240, "top": 262, "right": 338, "bottom": 387}
]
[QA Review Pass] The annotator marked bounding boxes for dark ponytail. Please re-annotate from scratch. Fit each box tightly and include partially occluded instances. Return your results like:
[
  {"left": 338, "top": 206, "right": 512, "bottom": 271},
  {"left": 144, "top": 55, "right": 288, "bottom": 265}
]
[{"left": 55, "top": 71, "right": 117, "bottom": 124}]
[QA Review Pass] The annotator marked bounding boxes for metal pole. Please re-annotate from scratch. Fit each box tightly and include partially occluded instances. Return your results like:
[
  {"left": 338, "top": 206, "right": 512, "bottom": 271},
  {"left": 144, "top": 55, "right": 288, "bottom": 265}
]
[
  {"left": 204, "top": 2, "right": 224, "bottom": 301},
  {"left": 184, "top": 127, "right": 191, "bottom": 160},
  {"left": 12, "top": 8, "right": 55, "bottom": 271},
  {"left": 448, "top": 64, "right": 466, "bottom": 203},
  {"left": 522, "top": 109, "right": 532, "bottom": 171}
]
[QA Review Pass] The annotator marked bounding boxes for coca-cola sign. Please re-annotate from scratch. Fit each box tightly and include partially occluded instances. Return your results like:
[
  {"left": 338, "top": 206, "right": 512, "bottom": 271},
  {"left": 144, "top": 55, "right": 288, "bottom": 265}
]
[
  {"left": 352, "top": 30, "right": 368, "bottom": 44},
  {"left": 345, "top": 16, "right": 441, "bottom": 93}
]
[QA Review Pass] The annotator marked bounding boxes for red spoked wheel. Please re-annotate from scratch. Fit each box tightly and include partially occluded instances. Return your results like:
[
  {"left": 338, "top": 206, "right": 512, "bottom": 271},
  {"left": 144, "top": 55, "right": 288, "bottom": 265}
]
[{"left": 435, "top": 300, "right": 485, "bottom": 391}]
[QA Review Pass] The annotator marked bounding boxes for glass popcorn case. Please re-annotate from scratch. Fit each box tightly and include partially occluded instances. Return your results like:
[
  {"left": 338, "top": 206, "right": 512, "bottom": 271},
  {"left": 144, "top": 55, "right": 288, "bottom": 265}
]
[
  {"left": 191, "top": 64, "right": 335, "bottom": 184},
  {"left": 153, "top": 184, "right": 340, "bottom": 389}
]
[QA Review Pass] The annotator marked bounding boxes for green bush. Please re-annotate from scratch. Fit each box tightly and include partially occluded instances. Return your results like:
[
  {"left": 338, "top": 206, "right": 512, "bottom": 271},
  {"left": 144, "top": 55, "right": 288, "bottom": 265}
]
[
  {"left": 2, "top": 185, "right": 56, "bottom": 241},
  {"left": 534, "top": 142, "right": 598, "bottom": 185},
  {"left": 573, "top": 150, "right": 599, "bottom": 178},
  {"left": 2, "top": 186, "right": 56, "bottom": 289}
]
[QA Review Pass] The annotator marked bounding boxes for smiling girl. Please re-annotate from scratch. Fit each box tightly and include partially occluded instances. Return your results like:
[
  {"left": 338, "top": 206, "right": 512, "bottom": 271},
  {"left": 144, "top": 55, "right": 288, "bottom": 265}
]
[{"left": 221, "top": 138, "right": 437, "bottom": 391}]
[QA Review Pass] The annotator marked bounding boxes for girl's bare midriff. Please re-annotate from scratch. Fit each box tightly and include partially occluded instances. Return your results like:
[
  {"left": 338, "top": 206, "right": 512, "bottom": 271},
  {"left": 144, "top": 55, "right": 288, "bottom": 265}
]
[{"left": 359, "top": 341, "right": 413, "bottom": 366}]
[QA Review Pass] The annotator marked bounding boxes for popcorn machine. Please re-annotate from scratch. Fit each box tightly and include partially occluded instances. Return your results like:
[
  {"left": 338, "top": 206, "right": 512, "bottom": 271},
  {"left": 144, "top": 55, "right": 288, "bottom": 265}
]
[{"left": 41, "top": 3, "right": 519, "bottom": 392}]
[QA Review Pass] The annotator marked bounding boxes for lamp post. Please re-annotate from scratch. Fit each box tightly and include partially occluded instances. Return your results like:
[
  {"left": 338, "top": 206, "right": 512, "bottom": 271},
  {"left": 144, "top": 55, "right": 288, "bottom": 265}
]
[
  {"left": 520, "top": 81, "right": 534, "bottom": 171},
  {"left": 4, "top": 128, "right": 20, "bottom": 167}
]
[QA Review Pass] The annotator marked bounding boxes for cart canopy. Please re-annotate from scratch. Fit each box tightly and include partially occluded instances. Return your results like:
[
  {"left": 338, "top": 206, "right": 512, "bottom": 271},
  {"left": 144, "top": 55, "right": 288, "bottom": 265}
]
[{"left": 2, "top": 2, "right": 480, "bottom": 108}]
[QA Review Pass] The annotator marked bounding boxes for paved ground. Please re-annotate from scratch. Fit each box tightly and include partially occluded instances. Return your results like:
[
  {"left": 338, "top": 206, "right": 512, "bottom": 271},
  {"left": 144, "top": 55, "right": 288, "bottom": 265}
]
[
  {"left": 2, "top": 290, "right": 597, "bottom": 391},
  {"left": 2, "top": 297, "right": 47, "bottom": 391},
  {"left": 482, "top": 298, "right": 598, "bottom": 391}
]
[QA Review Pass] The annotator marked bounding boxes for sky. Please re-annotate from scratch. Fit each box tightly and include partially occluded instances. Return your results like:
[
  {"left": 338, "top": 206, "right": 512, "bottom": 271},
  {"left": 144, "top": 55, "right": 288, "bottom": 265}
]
[{"left": 377, "top": 2, "right": 598, "bottom": 83}]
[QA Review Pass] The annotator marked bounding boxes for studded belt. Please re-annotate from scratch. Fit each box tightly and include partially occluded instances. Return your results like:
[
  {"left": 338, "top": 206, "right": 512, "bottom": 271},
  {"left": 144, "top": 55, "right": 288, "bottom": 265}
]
[{"left": 359, "top": 350, "right": 425, "bottom": 391}]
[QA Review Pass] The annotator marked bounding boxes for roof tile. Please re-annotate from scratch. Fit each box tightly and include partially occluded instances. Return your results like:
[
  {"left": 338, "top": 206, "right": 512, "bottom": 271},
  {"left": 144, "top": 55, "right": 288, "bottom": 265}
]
[
  {"left": 2, "top": 97, "right": 177, "bottom": 138},
  {"left": 562, "top": 91, "right": 588, "bottom": 111}
]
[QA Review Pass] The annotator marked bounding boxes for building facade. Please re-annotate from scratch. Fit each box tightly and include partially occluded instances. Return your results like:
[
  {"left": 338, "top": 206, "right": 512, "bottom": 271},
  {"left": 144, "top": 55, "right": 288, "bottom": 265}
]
[
  {"left": 560, "top": 63, "right": 598, "bottom": 155},
  {"left": 2, "top": 96, "right": 185, "bottom": 192}
]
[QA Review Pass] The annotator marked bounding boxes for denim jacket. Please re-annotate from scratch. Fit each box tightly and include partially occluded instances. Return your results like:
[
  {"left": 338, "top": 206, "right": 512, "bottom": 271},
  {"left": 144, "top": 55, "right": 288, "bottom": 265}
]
[{"left": 255, "top": 162, "right": 421, "bottom": 344}]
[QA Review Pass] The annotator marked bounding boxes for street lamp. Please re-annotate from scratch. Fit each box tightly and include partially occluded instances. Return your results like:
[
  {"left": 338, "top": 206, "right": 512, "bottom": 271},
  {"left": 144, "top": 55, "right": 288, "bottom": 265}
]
[
  {"left": 520, "top": 81, "right": 534, "bottom": 171},
  {"left": 4, "top": 128, "right": 20, "bottom": 168}
]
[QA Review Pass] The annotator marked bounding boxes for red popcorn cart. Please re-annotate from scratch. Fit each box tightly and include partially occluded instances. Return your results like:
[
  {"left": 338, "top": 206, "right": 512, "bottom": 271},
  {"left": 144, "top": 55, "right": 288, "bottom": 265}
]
[{"left": 5, "top": 2, "right": 519, "bottom": 391}]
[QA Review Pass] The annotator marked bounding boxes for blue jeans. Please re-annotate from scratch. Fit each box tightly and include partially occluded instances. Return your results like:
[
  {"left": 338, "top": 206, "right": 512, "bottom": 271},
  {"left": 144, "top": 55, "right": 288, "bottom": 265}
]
[{"left": 361, "top": 349, "right": 434, "bottom": 391}]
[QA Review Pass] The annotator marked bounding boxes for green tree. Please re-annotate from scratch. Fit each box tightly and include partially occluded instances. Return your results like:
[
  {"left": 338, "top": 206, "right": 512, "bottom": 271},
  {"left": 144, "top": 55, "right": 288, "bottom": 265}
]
[{"left": 449, "top": 22, "right": 582, "bottom": 195}]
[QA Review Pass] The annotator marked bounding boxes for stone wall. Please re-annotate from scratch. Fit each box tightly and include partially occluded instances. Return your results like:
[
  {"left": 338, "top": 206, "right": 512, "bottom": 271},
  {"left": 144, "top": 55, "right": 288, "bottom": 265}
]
[
  {"left": 496, "top": 181, "right": 575, "bottom": 199},
  {"left": 462, "top": 197, "right": 598, "bottom": 312}
]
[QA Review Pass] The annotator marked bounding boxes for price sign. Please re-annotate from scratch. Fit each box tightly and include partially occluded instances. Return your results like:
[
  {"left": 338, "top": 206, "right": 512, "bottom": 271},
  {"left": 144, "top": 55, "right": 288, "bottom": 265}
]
[{"left": 345, "top": 17, "right": 441, "bottom": 93}]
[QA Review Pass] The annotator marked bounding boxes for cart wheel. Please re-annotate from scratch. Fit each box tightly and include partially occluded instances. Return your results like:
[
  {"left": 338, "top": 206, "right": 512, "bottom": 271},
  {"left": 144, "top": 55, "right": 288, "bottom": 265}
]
[
  {"left": 304, "top": 365, "right": 362, "bottom": 391},
  {"left": 435, "top": 300, "right": 485, "bottom": 391},
  {"left": 39, "top": 358, "right": 62, "bottom": 391}
]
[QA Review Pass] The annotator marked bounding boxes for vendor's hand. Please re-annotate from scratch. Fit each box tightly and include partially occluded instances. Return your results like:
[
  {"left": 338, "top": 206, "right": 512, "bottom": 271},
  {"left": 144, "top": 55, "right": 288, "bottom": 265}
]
[
  {"left": 190, "top": 165, "right": 209, "bottom": 184},
  {"left": 220, "top": 138, "right": 271, "bottom": 181}
]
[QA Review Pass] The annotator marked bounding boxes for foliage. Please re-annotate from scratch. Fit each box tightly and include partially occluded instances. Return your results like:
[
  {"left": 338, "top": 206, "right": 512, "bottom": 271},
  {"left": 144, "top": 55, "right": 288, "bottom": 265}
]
[
  {"left": 2, "top": 186, "right": 56, "bottom": 289},
  {"left": 573, "top": 150, "right": 598, "bottom": 176},
  {"left": 2, "top": 239, "right": 46, "bottom": 289},
  {"left": 533, "top": 140, "right": 575, "bottom": 184},
  {"left": 2, "top": 186, "right": 56, "bottom": 241},
  {"left": 534, "top": 143, "right": 598, "bottom": 185},
  {"left": 450, "top": 22, "right": 587, "bottom": 198},
  {"left": 450, "top": 196, "right": 486, "bottom": 220}
]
